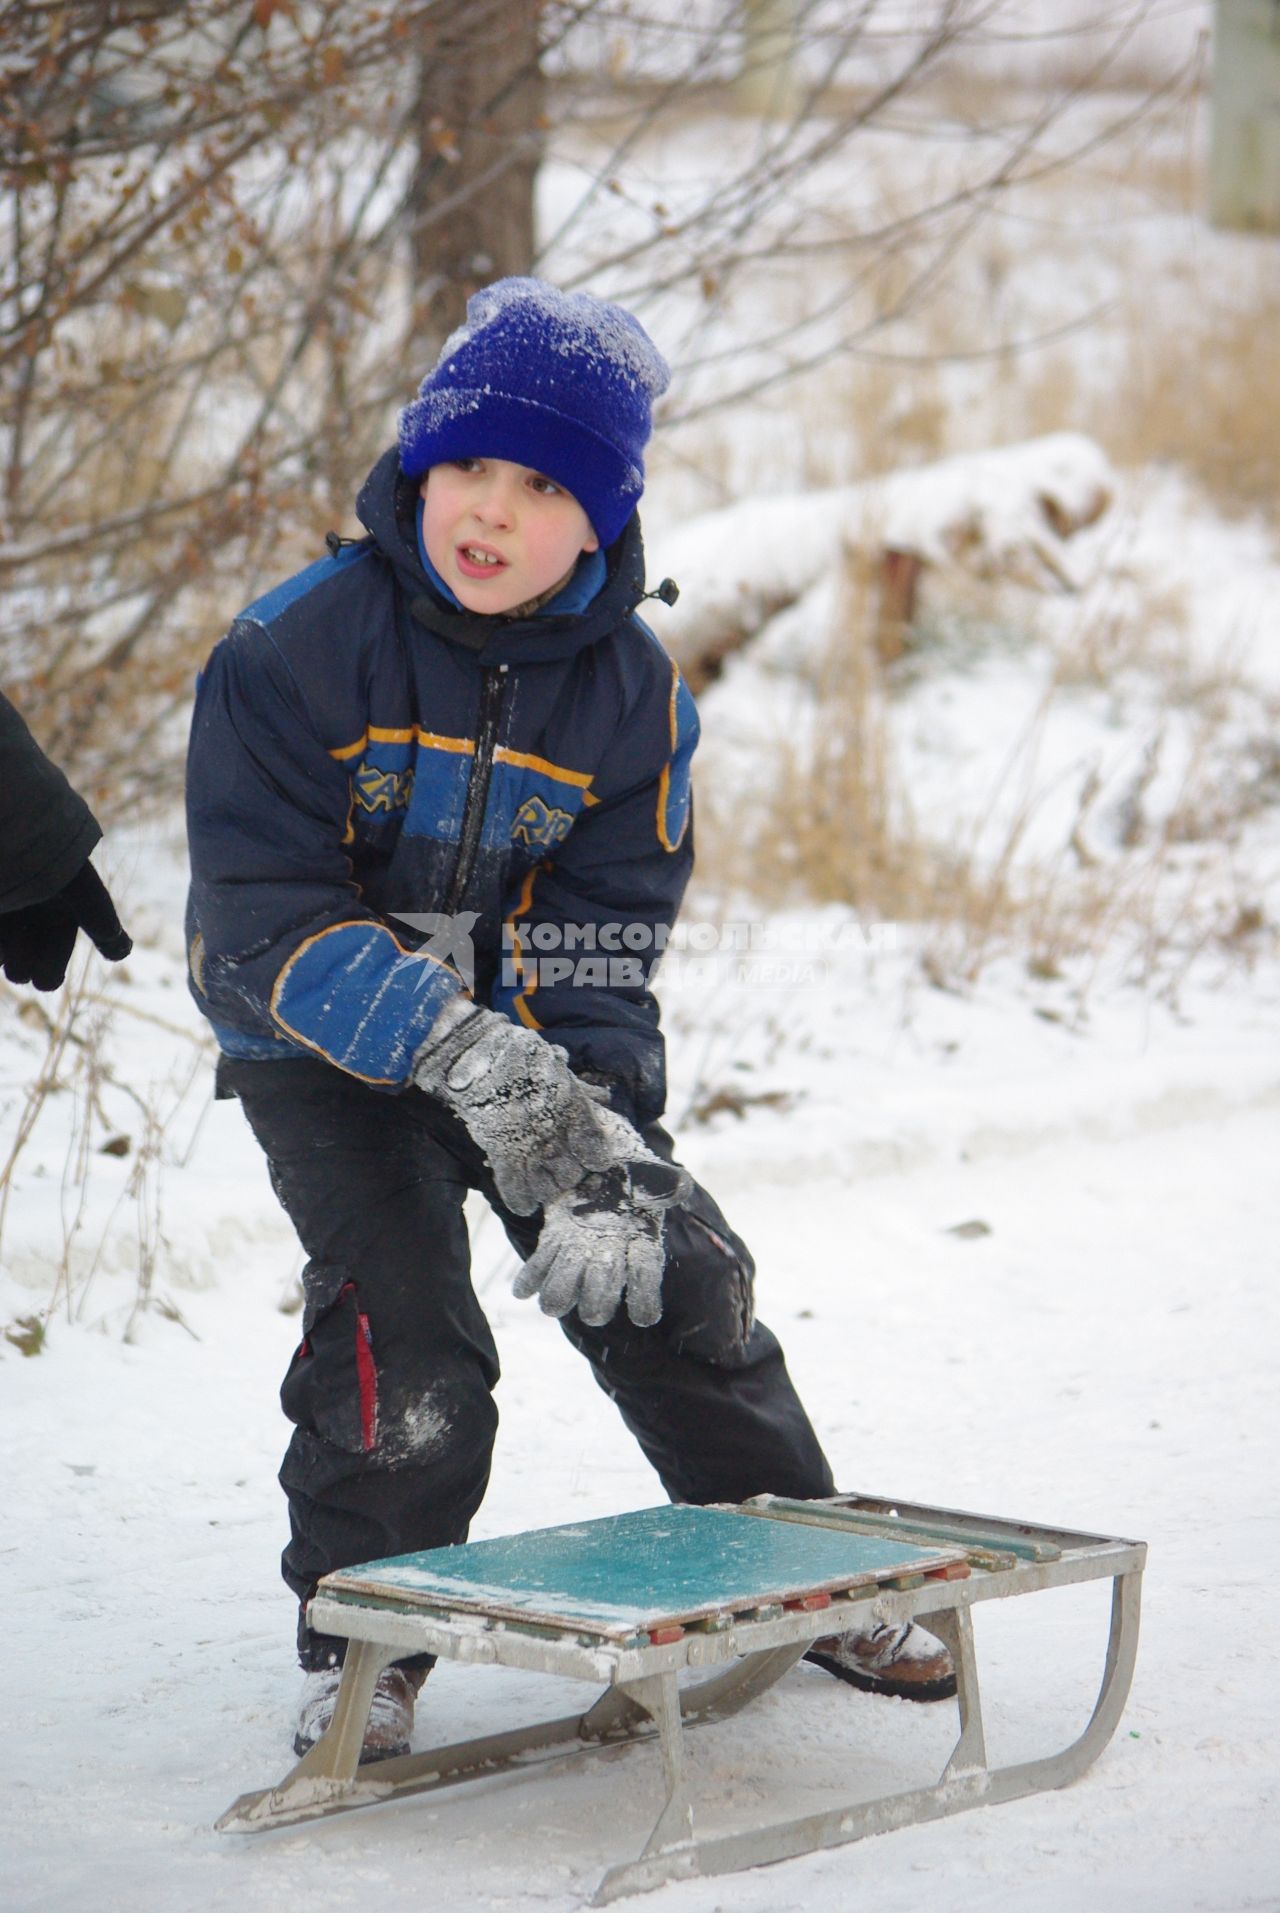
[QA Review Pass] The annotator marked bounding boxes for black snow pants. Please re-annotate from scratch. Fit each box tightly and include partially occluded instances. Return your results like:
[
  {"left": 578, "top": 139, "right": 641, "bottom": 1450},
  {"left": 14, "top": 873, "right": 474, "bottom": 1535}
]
[{"left": 218, "top": 1054, "right": 835, "bottom": 1669}]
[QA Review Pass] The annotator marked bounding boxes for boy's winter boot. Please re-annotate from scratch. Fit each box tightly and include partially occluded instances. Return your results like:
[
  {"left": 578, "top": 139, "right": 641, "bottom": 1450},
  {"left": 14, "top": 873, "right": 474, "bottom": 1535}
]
[
  {"left": 293, "top": 1664, "right": 428, "bottom": 1761},
  {"left": 805, "top": 1621, "right": 956, "bottom": 1702}
]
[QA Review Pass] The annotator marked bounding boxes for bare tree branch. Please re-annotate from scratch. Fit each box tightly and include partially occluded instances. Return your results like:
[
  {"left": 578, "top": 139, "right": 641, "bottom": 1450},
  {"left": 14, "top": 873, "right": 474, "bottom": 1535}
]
[{"left": 0, "top": 0, "right": 1196, "bottom": 799}]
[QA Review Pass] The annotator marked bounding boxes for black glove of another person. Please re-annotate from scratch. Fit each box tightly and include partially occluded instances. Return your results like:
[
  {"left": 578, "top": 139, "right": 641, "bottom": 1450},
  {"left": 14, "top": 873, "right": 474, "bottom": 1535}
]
[{"left": 0, "top": 860, "right": 132, "bottom": 991}]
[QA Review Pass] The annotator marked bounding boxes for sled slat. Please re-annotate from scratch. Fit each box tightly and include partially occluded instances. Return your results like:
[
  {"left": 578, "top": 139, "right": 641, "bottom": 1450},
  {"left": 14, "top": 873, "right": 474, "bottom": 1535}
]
[{"left": 321, "top": 1504, "right": 965, "bottom": 1640}]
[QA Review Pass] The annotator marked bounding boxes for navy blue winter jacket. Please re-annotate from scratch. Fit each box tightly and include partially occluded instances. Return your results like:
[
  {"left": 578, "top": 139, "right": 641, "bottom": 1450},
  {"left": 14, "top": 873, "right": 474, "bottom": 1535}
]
[{"left": 185, "top": 448, "right": 698, "bottom": 1126}]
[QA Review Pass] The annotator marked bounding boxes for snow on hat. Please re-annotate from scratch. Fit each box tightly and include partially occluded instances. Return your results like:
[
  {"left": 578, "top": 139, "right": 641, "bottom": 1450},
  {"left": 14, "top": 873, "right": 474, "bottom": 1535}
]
[{"left": 397, "top": 277, "right": 670, "bottom": 548}]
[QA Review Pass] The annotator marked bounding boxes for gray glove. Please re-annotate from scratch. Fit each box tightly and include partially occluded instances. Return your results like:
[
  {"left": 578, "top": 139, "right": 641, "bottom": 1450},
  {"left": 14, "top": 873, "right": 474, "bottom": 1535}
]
[
  {"left": 411, "top": 996, "right": 620, "bottom": 1216},
  {"left": 513, "top": 1118, "right": 692, "bottom": 1328}
]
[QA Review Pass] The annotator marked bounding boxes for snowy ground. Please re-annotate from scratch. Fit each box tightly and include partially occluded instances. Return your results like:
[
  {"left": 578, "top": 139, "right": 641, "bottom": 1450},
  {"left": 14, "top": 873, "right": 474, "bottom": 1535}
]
[{"left": 2, "top": 797, "right": 1277, "bottom": 1912}]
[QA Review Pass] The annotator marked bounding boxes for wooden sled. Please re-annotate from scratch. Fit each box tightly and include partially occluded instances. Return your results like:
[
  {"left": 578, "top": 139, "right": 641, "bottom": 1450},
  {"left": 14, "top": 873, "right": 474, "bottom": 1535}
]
[{"left": 217, "top": 1493, "right": 1146, "bottom": 1903}]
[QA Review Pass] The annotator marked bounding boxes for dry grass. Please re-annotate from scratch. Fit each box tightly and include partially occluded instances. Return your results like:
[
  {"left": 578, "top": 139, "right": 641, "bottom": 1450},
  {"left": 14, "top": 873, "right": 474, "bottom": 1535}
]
[
  {"left": 1110, "top": 294, "right": 1280, "bottom": 525},
  {"left": 0, "top": 969, "right": 206, "bottom": 1344},
  {"left": 692, "top": 535, "right": 1274, "bottom": 1000},
  {"left": 693, "top": 547, "right": 1004, "bottom": 934},
  {"left": 1014, "top": 281, "right": 1280, "bottom": 533},
  {"left": 663, "top": 161, "right": 1280, "bottom": 532},
  {"left": 486, "top": 81, "right": 1280, "bottom": 990},
  {"left": 679, "top": 86, "right": 1280, "bottom": 999}
]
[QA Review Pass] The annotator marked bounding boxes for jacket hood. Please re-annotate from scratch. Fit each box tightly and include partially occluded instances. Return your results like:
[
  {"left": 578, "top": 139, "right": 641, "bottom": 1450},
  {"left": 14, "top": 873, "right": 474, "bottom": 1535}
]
[{"left": 354, "top": 446, "right": 651, "bottom": 666}]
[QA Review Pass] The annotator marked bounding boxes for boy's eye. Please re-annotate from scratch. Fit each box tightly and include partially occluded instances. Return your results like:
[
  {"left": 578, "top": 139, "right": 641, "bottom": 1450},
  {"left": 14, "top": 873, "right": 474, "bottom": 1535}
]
[
  {"left": 453, "top": 457, "right": 482, "bottom": 473},
  {"left": 529, "top": 474, "right": 561, "bottom": 496}
]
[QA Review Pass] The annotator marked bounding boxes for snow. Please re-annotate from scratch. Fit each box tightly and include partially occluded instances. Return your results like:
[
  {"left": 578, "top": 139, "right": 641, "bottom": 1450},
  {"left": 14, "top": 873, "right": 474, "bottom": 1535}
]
[
  {"left": 4, "top": 51, "right": 1280, "bottom": 1913},
  {"left": 435, "top": 277, "right": 672, "bottom": 401},
  {"left": 652, "top": 433, "right": 1116, "bottom": 659},
  {"left": 3, "top": 968, "right": 1277, "bottom": 1909},
  {"left": 4, "top": 737, "right": 1277, "bottom": 1913}
]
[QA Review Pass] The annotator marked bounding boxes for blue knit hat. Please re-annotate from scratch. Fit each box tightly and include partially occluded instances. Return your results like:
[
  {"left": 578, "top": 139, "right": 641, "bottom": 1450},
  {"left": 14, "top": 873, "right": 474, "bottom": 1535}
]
[{"left": 397, "top": 278, "right": 670, "bottom": 548}]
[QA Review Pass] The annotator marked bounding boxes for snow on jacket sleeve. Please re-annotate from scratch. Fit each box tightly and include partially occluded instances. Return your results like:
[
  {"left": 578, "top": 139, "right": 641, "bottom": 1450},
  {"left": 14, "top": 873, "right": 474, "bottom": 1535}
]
[
  {"left": 0, "top": 691, "right": 102, "bottom": 913},
  {"left": 493, "top": 653, "right": 698, "bottom": 1127},
  {"left": 185, "top": 619, "right": 460, "bottom": 1084}
]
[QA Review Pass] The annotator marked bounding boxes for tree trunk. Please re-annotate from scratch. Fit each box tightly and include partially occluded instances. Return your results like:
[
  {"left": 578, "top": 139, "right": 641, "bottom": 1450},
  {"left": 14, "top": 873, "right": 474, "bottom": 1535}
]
[
  {"left": 734, "top": 0, "right": 801, "bottom": 118},
  {"left": 406, "top": 0, "right": 545, "bottom": 371},
  {"left": 1210, "top": 0, "right": 1280, "bottom": 232}
]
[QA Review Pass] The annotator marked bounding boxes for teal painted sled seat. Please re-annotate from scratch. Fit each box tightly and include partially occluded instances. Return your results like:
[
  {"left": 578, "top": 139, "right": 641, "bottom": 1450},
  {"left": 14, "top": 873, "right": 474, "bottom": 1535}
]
[{"left": 218, "top": 1494, "right": 1146, "bottom": 1903}]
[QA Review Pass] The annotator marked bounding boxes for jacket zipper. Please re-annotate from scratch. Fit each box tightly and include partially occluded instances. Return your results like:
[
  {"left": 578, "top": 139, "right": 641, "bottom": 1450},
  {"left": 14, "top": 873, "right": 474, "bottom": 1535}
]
[{"left": 445, "top": 663, "right": 508, "bottom": 913}]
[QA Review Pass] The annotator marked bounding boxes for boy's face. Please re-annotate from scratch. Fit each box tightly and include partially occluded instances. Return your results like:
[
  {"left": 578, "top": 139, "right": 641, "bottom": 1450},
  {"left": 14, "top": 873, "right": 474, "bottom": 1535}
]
[{"left": 420, "top": 457, "right": 599, "bottom": 615}]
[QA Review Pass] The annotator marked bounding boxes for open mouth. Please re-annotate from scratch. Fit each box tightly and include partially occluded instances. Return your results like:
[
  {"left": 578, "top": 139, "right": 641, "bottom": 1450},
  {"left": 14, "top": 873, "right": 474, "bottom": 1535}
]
[{"left": 456, "top": 544, "right": 509, "bottom": 579}]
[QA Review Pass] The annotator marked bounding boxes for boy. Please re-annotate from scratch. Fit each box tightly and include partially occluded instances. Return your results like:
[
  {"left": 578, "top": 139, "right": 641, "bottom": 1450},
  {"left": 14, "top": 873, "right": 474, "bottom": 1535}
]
[{"left": 185, "top": 279, "right": 953, "bottom": 1757}]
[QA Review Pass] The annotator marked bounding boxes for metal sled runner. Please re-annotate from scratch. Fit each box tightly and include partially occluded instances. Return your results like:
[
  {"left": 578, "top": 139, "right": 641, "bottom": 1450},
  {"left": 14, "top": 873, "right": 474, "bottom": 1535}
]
[{"left": 217, "top": 1494, "right": 1146, "bottom": 1902}]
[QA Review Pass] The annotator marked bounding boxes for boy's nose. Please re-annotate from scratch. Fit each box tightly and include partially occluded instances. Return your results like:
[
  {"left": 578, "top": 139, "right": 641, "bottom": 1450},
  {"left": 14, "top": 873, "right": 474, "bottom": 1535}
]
[{"left": 473, "top": 477, "right": 517, "bottom": 529}]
